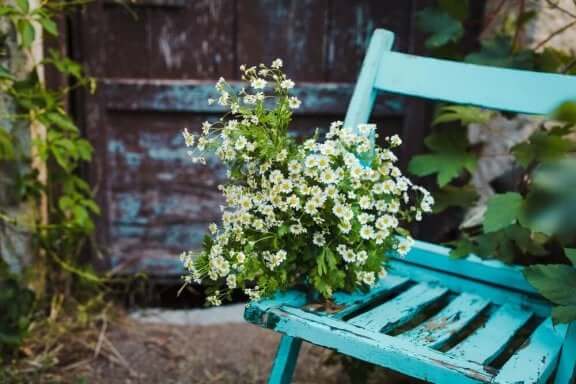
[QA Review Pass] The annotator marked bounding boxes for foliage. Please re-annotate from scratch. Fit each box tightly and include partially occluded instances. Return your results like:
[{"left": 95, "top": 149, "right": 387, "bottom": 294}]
[
  {"left": 412, "top": 0, "right": 576, "bottom": 323},
  {"left": 408, "top": 126, "right": 476, "bottom": 187},
  {"left": 180, "top": 61, "right": 433, "bottom": 304},
  {"left": 524, "top": 248, "right": 576, "bottom": 323},
  {"left": 0, "top": 0, "right": 102, "bottom": 355},
  {"left": 0, "top": 260, "right": 34, "bottom": 357}
]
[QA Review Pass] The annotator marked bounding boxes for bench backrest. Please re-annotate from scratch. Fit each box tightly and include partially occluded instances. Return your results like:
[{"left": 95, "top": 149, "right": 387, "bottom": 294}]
[
  {"left": 344, "top": 28, "right": 576, "bottom": 291},
  {"left": 344, "top": 29, "right": 576, "bottom": 130},
  {"left": 343, "top": 29, "right": 576, "bottom": 381}
]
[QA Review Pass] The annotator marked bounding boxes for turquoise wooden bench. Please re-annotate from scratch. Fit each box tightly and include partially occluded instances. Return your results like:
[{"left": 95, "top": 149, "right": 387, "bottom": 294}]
[{"left": 244, "top": 29, "right": 576, "bottom": 384}]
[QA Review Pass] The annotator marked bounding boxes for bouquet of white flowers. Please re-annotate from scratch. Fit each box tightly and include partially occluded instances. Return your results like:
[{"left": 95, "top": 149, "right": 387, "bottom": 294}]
[{"left": 180, "top": 59, "right": 433, "bottom": 305}]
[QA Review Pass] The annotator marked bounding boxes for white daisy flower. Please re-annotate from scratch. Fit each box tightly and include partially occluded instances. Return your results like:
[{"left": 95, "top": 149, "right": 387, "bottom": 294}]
[
  {"left": 280, "top": 79, "right": 295, "bottom": 89},
  {"left": 251, "top": 78, "right": 267, "bottom": 89}
]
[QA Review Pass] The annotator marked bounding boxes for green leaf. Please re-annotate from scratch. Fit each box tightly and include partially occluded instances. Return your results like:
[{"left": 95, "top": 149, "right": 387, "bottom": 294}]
[
  {"left": 449, "top": 238, "right": 475, "bottom": 259},
  {"left": 45, "top": 111, "right": 78, "bottom": 132},
  {"left": 512, "top": 131, "right": 575, "bottom": 167},
  {"left": 565, "top": 248, "right": 576, "bottom": 267},
  {"left": 38, "top": 16, "right": 58, "bottom": 36},
  {"left": 416, "top": 8, "right": 463, "bottom": 49},
  {"left": 536, "top": 48, "right": 576, "bottom": 75},
  {"left": 17, "top": 19, "right": 35, "bottom": 48},
  {"left": 433, "top": 106, "right": 494, "bottom": 126},
  {"left": 277, "top": 224, "right": 289, "bottom": 238},
  {"left": 438, "top": 0, "right": 469, "bottom": 21},
  {"left": 552, "top": 100, "right": 576, "bottom": 123},
  {"left": 483, "top": 192, "right": 524, "bottom": 233},
  {"left": 552, "top": 305, "right": 576, "bottom": 324},
  {"left": 465, "top": 35, "right": 534, "bottom": 69},
  {"left": 0, "top": 6, "right": 18, "bottom": 17},
  {"left": 408, "top": 128, "right": 476, "bottom": 187},
  {"left": 432, "top": 185, "right": 478, "bottom": 213},
  {"left": 409, "top": 153, "right": 474, "bottom": 186},
  {"left": 0, "top": 128, "right": 15, "bottom": 160},
  {"left": 524, "top": 264, "right": 576, "bottom": 306},
  {"left": 15, "top": 0, "right": 29, "bottom": 13},
  {"left": 0, "top": 65, "right": 14, "bottom": 80}
]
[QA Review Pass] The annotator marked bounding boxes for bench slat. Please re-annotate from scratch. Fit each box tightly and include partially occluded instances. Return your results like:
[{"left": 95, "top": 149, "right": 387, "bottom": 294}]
[
  {"left": 448, "top": 304, "right": 533, "bottom": 365},
  {"left": 401, "top": 240, "right": 537, "bottom": 294},
  {"left": 273, "top": 306, "right": 495, "bottom": 384},
  {"left": 494, "top": 319, "right": 567, "bottom": 384},
  {"left": 348, "top": 283, "right": 449, "bottom": 332},
  {"left": 374, "top": 50, "right": 576, "bottom": 115},
  {"left": 398, "top": 293, "right": 490, "bottom": 348},
  {"left": 390, "top": 260, "right": 551, "bottom": 316},
  {"left": 331, "top": 274, "right": 411, "bottom": 319}
]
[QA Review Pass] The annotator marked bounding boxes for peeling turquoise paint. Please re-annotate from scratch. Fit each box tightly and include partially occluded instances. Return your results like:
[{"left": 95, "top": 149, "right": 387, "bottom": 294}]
[{"left": 115, "top": 193, "right": 143, "bottom": 223}]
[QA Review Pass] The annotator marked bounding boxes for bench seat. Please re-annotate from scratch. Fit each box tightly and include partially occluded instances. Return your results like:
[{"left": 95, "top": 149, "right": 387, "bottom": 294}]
[{"left": 245, "top": 241, "right": 573, "bottom": 383}]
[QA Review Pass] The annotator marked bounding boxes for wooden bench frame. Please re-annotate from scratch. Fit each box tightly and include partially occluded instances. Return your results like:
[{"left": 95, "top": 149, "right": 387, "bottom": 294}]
[{"left": 245, "top": 29, "right": 576, "bottom": 384}]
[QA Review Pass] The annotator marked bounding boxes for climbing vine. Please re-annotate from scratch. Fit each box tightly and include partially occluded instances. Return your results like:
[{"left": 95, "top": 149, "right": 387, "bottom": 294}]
[
  {"left": 411, "top": 0, "right": 576, "bottom": 323},
  {"left": 0, "top": 0, "right": 100, "bottom": 357}
]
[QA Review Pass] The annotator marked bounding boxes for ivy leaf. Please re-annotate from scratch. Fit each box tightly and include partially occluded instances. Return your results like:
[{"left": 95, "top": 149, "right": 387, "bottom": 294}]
[
  {"left": 433, "top": 105, "right": 494, "bottom": 126},
  {"left": 512, "top": 131, "right": 574, "bottom": 167},
  {"left": 524, "top": 264, "right": 576, "bottom": 309},
  {"left": 416, "top": 8, "right": 463, "bottom": 49},
  {"left": 465, "top": 35, "right": 534, "bottom": 69},
  {"left": 483, "top": 192, "right": 523, "bottom": 233},
  {"left": 565, "top": 248, "right": 576, "bottom": 266},
  {"left": 408, "top": 128, "right": 476, "bottom": 187},
  {"left": 17, "top": 19, "right": 35, "bottom": 48}
]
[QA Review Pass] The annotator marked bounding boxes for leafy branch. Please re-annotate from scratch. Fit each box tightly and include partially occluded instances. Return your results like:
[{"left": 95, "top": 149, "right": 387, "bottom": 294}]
[{"left": 412, "top": 0, "right": 576, "bottom": 323}]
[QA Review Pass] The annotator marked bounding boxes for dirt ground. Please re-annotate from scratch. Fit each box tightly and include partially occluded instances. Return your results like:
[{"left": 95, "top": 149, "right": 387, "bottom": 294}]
[{"left": 47, "top": 314, "right": 416, "bottom": 384}]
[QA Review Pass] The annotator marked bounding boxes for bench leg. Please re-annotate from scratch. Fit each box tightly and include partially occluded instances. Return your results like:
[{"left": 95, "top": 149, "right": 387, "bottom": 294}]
[{"left": 268, "top": 335, "right": 302, "bottom": 384}]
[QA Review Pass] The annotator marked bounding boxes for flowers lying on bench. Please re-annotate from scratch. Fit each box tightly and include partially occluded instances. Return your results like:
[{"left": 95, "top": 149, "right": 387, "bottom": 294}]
[{"left": 179, "top": 60, "right": 433, "bottom": 305}]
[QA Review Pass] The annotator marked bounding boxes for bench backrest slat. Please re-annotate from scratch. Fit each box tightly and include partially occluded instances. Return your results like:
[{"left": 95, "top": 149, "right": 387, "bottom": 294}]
[{"left": 375, "top": 51, "right": 576, "bottom": 115}]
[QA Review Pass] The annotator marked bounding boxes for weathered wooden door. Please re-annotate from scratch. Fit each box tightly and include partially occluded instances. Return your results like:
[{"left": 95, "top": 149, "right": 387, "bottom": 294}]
[{"left": 74, "top": 0, "right": 442, "bottom": 275}]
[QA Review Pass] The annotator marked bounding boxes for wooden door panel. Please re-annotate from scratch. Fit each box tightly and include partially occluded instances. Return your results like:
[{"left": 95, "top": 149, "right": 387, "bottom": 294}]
[
  {"left": 237, "top": 0, "right": 330, "bottom": 81},
  {"left": 74, "top": 0, "right": 468, "bottom": 275}
]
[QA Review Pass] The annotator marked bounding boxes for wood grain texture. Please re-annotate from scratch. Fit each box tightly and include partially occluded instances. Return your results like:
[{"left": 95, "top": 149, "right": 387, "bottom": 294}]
[
  {"left": 146, "top": 0, "right": 235, "bottom": 79},
  {"left": 262, "top": 306, "right": 496, "bottom": 383},
  {"left": 331, "top": 274, "right": 411, "bottom": 319},
  {"left": 101, "top": 79, "right": 404, "bottom": 115},
  {"left": 348, "top": 282, "right": 449, "bottom": 332},
  {"left": 398, "top": 293, "right": 490, "bottom": 348},
  {"left": 494, "top": 319, "right": 567, "bottom": 384},
  {"left": 103, "top": 5, "right": 151, "bottom": 78},
  {"left": 448, "top": 305, "right": 534, "bottom": 365},
  {"left": 327, "top": 0, "right": 411, "bottom": 82},
  {"left": 390, "top": 260, "right": 550, "bottom": 317},
  {"left": 237, "top": 0, "right": 329, "bottom": 81},
  {"left": 401, "top": 240, "right": 538, "bottom": 295}
]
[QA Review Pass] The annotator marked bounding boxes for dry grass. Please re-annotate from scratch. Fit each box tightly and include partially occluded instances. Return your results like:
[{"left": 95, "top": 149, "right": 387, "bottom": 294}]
[{"left": 2, "top": 303, "right": 420, "bottom": 384}]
